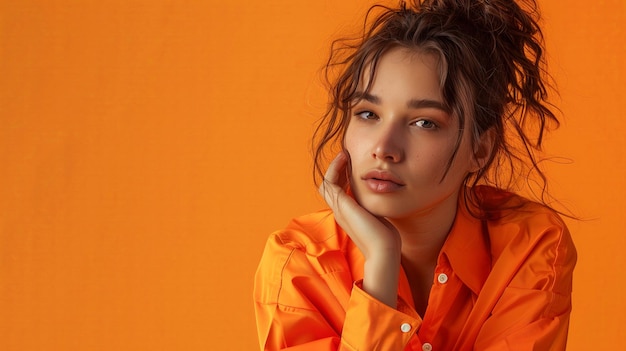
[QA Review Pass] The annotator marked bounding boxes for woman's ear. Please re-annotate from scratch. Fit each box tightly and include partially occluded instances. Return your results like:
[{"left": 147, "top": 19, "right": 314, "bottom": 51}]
[{"left": 471, "top": 127, "right": 496, "bottom": 172}]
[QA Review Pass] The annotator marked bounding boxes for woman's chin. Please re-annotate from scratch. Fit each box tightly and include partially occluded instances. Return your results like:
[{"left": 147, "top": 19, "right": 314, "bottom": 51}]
[{"left": 358, "top": 200, "right": 409, "bottom": 219}]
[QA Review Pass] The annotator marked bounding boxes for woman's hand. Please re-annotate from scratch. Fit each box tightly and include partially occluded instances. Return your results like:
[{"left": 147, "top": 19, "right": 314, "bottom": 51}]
[{"left": 319, "top": 152, "right": 401, "bottom": 307}]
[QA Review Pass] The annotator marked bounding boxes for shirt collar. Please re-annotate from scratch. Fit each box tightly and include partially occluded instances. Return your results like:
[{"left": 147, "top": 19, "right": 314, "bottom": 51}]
[{"left": 439, "top": 197, "right": 491, "bottom": 295}]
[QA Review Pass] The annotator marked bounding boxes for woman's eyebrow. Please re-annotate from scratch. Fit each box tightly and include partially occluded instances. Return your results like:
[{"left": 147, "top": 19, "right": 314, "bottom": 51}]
[
  {"left": 407, "top": 99, "right": 449, "bottom": 112},
  {"left": 353, "top": 92, "right": 381, "bottom": 104}
]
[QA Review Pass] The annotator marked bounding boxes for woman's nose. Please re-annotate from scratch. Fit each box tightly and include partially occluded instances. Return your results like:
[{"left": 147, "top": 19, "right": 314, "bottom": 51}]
[{"left": 371, "top": 123, "right": 404, "bottom": 163}]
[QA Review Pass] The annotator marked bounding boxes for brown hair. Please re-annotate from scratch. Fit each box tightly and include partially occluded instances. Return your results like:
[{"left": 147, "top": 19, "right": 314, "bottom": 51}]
[{"left": 312, "top": 0, "right": 562, "bottom": 215}]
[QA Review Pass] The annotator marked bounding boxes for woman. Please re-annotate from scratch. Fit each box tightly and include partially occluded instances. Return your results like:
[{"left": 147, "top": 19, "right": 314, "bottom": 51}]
[{"left": 254, "top": 0, "right": 576, "bottom": 350}]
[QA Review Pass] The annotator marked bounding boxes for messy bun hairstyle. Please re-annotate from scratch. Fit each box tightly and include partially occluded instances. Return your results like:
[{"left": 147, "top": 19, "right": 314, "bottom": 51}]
[{"left": 313, "top": 0, "right": 560, "bottom": 214}]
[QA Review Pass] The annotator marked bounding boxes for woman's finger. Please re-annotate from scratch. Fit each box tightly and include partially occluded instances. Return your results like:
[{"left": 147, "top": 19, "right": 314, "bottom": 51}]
[
  {"left": 319, "top": 152, "right": 348, "bottom": 201},
  {"left": 323, "top": 151, "right": 348, "bottom": 185}
]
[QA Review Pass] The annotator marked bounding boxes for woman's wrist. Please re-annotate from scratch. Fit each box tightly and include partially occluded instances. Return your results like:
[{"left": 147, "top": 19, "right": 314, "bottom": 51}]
[{"left": 363, "top": 252, "right": 401, "bottom": 308}]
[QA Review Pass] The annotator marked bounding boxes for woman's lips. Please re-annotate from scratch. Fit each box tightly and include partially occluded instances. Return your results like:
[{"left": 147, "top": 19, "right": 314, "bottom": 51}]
[{"left": 361, "top": 170, "right": 404, "bottom": 193}]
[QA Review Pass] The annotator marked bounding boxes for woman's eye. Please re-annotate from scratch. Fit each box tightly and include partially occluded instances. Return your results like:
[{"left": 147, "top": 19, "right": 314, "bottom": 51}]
[
  {"left": 356, "top": 111, "right": 377, "bottom": 120},
  {"left": 414, "top": 119, "right": 437, "bottom": 129}
]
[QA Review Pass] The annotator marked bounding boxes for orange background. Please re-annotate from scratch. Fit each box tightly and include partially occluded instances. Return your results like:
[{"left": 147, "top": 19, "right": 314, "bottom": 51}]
[{"left": 0, "top": 0, "right": 624, "bottom": 350}]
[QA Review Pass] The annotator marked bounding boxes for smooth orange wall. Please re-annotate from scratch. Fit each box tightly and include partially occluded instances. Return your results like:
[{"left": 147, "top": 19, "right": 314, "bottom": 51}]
[{"left": 0, "top": 1, "right": 623, "bottom": 350}]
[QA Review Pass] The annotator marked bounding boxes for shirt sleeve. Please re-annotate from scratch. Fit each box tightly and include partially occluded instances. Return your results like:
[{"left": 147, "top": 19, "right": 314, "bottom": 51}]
[
  {"left": 473, "top": 216, "right": 577, "bottom": 350},
  {"left": 254, "top": 232, "right": 420, "bottom": 351}
]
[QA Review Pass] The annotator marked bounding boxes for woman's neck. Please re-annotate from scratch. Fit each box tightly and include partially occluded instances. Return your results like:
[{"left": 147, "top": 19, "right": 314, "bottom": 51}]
[{"left": 390, "top": 189, "right": 460, "bottom": 270}]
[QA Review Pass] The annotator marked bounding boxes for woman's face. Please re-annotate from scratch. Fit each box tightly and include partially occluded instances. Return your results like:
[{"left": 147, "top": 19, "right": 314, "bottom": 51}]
[{"left": 345, "top": 47, "right": 479, "bottom": 220}]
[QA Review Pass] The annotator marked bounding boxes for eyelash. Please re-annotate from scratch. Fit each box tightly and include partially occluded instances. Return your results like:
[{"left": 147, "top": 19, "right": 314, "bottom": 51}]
[
  {"left": 355, "top": 111, "right": 378, "bottom": 120},
  {"left": 354, "top": 110, "right": 439, "bottom": 129},
  {"left": 413, "top": 120, "right": 438, "bottom": 129}
]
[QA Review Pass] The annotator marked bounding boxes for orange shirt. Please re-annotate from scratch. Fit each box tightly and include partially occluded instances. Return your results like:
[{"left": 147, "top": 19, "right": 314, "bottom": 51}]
[{"left": 254, "top": 187, "right": 576, "bottom": 350}]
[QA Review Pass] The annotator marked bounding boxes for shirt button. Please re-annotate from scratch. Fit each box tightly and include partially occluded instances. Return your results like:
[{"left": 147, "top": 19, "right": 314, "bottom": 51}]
[
  {"left": 422, "top": 342, "right": 433, "bottom": 351},
  {"left": 400, "top": 323, "right": 412, "bottom": 333},
  {"left": 437, "top": 273, "right": 448, "bottom": 284}
]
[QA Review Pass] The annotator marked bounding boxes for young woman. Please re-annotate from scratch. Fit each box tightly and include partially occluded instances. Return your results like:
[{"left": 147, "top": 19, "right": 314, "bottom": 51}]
[{"left": 254, "top": 0, "right": 576, "bottom": 350}]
